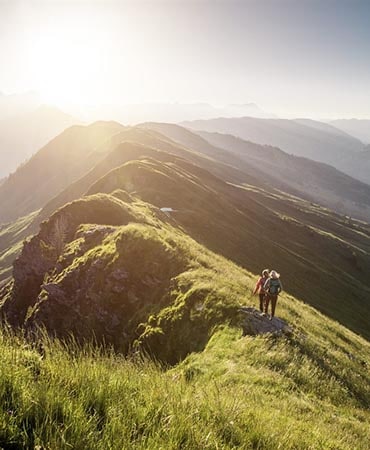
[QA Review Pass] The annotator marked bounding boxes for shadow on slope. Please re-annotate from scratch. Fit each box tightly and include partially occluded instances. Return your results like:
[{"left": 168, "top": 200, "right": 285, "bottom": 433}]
[
  {"left": 86, "top": 158, "right": 370, "bottom": 340},
  {"left": 0, "top": 193, "right": 249, "bottom": 364}
]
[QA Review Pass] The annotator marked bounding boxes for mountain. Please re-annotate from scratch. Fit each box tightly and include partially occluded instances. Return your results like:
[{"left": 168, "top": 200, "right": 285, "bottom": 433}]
[
  {"left": 0, "top": 105, "right": 79, "bottom": 178},
  {"left": 1, "top": 123, "right": 370, "bottom": 448},
  {"left": 143, "top": 122, "right": 370, "bottom": 222},
  {"left": 294, "top": 118, "right": 358, "bottom": 138},
  {"left": 338, "top": 146, "right": 370, "bottom": 185},
  {"left": 0, "top": 121, "right": 125, "bottom": 223},
  {"left": 182, "top": 115, "right": 370, "bottom": 185},
  {"left": 181, "top": 116, "right": 365, "bottom": 169},
  {"left": 0, "top": 90, "right": 41, "bottom": 120},
  {"left": 2, "top": 143, "right": 370, "bottom": 339},
  {"left": 197, "top": 130, "right": 370, "bottom": 221},
  {"left": 227, "top": 102, "right": 276, "bottom": 118},
  {"left": 79, "top": 101, "right": 275, "bottom": 124},
  {"left": 0, "top": 124, "right": 258, "bottom": 284},
  {"left": 0, "top": 210, "right": 38, "bottom": 284},
  {"left": 0, "top": 208, "right": 369, "bottom": 449},
  {"left": 1, "top": 123, "right": 370, "bottom": 339},
  {"left": 331, "top": 119, "right": 370, "bottom": 144}
]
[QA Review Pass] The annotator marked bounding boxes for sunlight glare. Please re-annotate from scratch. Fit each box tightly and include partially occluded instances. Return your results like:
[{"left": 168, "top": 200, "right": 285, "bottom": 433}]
[{"left": 24, "top": 9, "right": 137, "bottom": 108}]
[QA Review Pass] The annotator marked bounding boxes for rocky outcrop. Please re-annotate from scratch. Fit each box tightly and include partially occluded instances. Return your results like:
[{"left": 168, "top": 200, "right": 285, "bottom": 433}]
[
  {"left": 23, "top": 222, "right": 186, "bottom": 351},
  {"left": 239, "top": 307, "right": 292, "bottom": 336},
  {"left": 0, "top": 191, "right": 245, "bottom": 363},
  {"left": 0, "top": 194, "right": 140, "bottom": 326}
]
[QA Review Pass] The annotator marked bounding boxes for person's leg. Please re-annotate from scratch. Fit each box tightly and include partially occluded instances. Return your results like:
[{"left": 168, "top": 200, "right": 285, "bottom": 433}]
[
  {"left": 271, "top": 295, "right": 278, "bottom": 318},
  {"left": 259, "top": 293, "right": 264, "bottom": 312},
  {"left": 264, "top": 295, "right": 270, "bottom": 315}
]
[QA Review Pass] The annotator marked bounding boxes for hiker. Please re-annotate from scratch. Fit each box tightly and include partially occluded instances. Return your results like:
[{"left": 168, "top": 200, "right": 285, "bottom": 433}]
[
  {"left": 263, "top": 270, "right": 283, "bottom": 320},
  {"left": 253, "top": 269, "right": 270, "bottom": 312}
]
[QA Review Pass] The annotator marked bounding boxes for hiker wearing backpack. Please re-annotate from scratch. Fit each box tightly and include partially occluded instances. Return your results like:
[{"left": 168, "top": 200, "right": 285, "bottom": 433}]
[
  {"left": 263, "top": 270, "right": 283, "bottom": 320},
  {"left": 253, "top": 269, "right": 270, "bottom": 312}
]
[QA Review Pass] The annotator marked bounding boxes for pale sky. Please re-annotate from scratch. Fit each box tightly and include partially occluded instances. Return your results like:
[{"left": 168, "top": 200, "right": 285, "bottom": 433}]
[{"left": 1, "top": 0, "right": 370, "bottom": 119}]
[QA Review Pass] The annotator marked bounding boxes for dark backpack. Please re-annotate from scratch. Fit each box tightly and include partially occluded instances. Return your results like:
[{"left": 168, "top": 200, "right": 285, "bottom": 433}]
[{"left": 268, "top": 278, "right": 281, "bottom": 295}]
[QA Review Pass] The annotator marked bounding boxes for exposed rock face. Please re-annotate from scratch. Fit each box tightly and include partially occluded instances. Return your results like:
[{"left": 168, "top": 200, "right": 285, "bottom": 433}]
[
  {"left": 0, "top": 194, "right": 140, "bottom": 327},
  {"left": 24, "top": 222, "right": 186, "bottom": 352},
  {"left": 239, "top": 307, "right": 293, "bottom": 336}
]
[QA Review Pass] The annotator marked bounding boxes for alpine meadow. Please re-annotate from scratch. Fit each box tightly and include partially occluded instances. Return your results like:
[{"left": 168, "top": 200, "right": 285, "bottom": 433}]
[{"left": 0, "top": 1, "right": 370, "bottom": 449}]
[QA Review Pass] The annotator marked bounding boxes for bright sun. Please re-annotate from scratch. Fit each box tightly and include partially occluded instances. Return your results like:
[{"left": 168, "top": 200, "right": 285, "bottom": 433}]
[{"left": 25, "top": 8, "right": 139, "bottom": 108}]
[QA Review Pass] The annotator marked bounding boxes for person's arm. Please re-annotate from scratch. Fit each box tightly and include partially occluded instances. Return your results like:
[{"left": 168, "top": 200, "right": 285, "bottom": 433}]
[
  {"left": 278, "top": 280, "right": 283, "bottom": 293},
  {"left": 253, "top": 277, "right": 261, "bottom": 295},
  {"left": 263, "top": 278, "right": 270, "bottom": 291}
]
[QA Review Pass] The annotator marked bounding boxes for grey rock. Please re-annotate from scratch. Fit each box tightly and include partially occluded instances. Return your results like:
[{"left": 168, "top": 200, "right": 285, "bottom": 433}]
[{"left": 238, "top": 307, "right": 293, "bottom": 336}]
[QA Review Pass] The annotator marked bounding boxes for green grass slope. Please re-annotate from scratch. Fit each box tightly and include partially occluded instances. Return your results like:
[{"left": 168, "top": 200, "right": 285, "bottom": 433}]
[
  {"left": 0, "top": 211, "right": 39, "bottom": 284},
  {"left": 2, "top": 145, "right": 370, "bottom": 339},
  {"left": 35, "top": 127, "right": 259, "bottom": 226},
  {"left": 1, "top": 154, "right": 370, "bottom": 448},
  {"left": 0, "top": 192, "right": 248, "bottom": 364},
  {"left": 0, "top": 272, "right": 369, "bottom": 449},
  {"left": 0, "top": 126, "right": 263, "bottom": 290},
  {"left": 85, "top": 157, "right": 370, "bottom": 340}
]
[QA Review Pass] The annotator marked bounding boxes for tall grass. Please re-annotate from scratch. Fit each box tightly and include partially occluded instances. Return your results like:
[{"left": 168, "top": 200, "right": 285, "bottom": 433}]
[{"left": 1, "top": 320, "right": 369, "bottom": 450}]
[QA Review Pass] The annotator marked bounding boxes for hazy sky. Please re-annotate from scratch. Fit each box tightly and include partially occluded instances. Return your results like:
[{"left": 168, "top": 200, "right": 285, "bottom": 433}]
[{"left": 1, "top": 0, "right": 370, "bottom": 118}]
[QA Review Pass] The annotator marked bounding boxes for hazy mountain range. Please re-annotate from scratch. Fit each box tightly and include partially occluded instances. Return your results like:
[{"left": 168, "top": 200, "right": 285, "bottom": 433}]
[
  {"left": 331, "top": 119, "right": 370, "bottom": 144},
  {"left": 143, "top": 123, "right": 370, "bottom": 222},
  {"left": 0, "top": 90, "right": 41, "bottom": 120},
  {"left": 75, "top": 101, "right": 275, "bottom": 124},
  {"left": 182, "top": 116, "right": 370, "bottom": 184},
  {"left": 0, "top": 104, "right": 79, "bottom": 178}
]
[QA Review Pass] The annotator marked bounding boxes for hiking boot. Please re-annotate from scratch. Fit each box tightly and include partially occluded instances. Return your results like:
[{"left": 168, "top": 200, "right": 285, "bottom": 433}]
[{"left": 269, "top": 316, "right": 274, "bottom": 321}]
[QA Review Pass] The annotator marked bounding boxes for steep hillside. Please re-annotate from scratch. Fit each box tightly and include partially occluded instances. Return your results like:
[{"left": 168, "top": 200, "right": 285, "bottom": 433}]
[
  {"left": 0, "top": 121, "right": 125, "bottom": 223},
  {"left": 0, "top": 211, "right": 38, "bottom": 283},
  {"left": 143, "top": 122, "right": 370, "bottom": 221},
  {"left": 0, "top": 321, "right": 369, "bottom": 450},
  {"left": 33, "top": 127, "right": 263, "bottom": 226},
  {"left": 0, "top": 105, "right": 78, "bottom": 178},
  {"left": 0, "top": 193, "right": 247, "bottom": 363},
  {"left": 0, "top": 127, "right": 262, "bottom": 282},
  {"left": 0, "top": 207, "right": 370, "bottom": 448},
  {"left": 197, "top": 130, "right": 370, "bottom": 221},
  {"left": 331, "top": 118, "right": 370, "bottom": 144},
  {"left": 1, "top": 150, "right": 370, "bottom": 448},
  {"left": 294, "top": 118, "right": 358, "bottom": 138},
  {"left": 182, "top": 116, "right": 365, "bottom": 166},
  {"left": 1, "top": 128, "right": 370, "bottom": 339},
  {"left": 339, "top": 146, "right": 370, "bottom": 185},
  {"left": 81, "top": 158, "right": 370, "bottom": 338}
]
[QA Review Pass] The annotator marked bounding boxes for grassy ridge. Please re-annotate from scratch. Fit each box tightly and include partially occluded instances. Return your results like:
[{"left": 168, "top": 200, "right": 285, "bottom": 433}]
[
  {"left": 84, "top": 158, "right": 370, "bottom": 340},
  {"left": 1, "top": 129, "right": 370, "bottom": 448},
  {"left": 0, "top": 211, "right": 38, "bottom": 283},
  {"left": 1, "top": 278, "right": 369, "bottom": 449}
]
